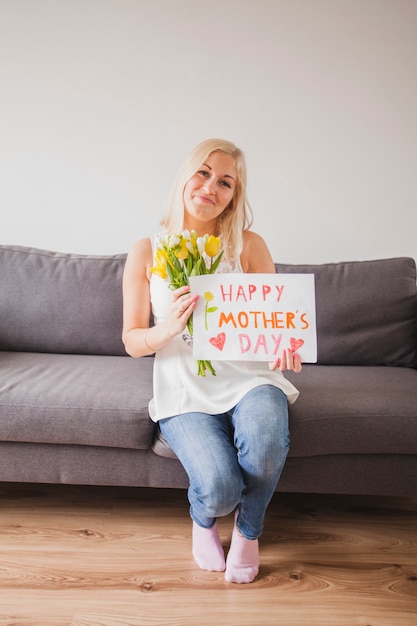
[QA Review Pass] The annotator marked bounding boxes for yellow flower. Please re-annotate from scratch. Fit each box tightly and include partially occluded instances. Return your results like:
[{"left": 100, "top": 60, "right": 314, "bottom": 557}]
[
  {"left": 204, "top": 291, "right": 214, "bottom": 302},
  {"left": 176, "top": 237, "right": 189, "bottom": 260},
  {"left": 205, "top": 235, "right": 221, "bottom": 258},
  {"left": 150, "top": 248, "right": 168, "bottom": 279},
  {"left": 190, "top": 231, "right": 198, "bottom": 253}
]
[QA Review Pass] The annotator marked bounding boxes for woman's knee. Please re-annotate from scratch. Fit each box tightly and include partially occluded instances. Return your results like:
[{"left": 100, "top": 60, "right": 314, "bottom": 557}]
[
  {"left": 233, "top": 392, "right": 290, "bottom": 477},
  {"left": 235, "top": 386, "right": 289, "bottom": 446},
  {"left": 190, "top": 469, "right": 243, "bottom": 518}
]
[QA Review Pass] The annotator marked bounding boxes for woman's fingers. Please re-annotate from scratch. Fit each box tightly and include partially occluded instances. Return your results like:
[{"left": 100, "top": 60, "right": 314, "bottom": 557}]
[
  {"left": 292, "top": 352, "right": 303, "bottom": 373},
  {"left": 269, "top": 349, "right": 302, "bottom": 372},
  {"left": 170, "top": 286, "right": 199, "bottom": 332}
]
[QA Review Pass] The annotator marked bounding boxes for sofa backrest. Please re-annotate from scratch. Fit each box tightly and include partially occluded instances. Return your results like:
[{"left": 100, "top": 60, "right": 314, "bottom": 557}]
[
  {"left": 276, "top": 257, "right": 417, "bottom": 367},
  {"left": 1, "top": 246, "right": 416, "bottom": 364},
  {"left": 0, "top": 245, "right": 127, "bottom": 356}
]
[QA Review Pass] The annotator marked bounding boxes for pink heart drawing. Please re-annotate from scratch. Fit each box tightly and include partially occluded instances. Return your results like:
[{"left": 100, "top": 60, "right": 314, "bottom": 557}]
[
  {"left": 209, "top": 332, "right": 226, "bottom": 351},
  {"left": 290, "top": 337, "right": 304, "bottom": 353}
]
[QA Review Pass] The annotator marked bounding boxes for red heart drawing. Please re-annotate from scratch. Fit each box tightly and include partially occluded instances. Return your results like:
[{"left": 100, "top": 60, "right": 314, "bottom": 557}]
[
  {"left": 290, "top": 337, "right": 304, "bottom": 353},
  {"left": 209, "top": 332, "right": 226, "bottom": 351}
]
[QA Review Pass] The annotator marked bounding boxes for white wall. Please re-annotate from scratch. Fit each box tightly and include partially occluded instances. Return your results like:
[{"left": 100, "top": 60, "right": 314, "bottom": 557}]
[{"left": 1, "top": 0, "right": 416, "bottom": 264}]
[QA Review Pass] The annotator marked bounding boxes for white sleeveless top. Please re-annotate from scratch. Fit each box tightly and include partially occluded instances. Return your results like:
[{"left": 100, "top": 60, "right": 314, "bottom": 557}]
[{"left": 148, "top": 247, "right": 299, "bottom": 422}]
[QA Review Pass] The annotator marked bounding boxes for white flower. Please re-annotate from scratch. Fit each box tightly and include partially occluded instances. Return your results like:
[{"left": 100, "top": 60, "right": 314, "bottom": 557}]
[
  {"left": 169, "top": 234, "right": 180, "bottom": 247},
  {"left": 197, "top": 236, "right": 207, "bottom": 255}
]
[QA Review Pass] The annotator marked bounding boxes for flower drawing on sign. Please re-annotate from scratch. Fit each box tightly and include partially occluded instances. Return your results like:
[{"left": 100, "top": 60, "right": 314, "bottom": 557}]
[
  {"left": 150, "top": 230, "right": 223, "bottom": 377},
  {"left": 203, "top": 291, "right": 218, "bottom": 331}
]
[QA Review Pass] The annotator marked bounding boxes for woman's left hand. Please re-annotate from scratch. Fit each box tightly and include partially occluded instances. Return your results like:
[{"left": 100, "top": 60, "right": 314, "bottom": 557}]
[{"left": 269, "top": 349, "right": 302, "bottom": 373}]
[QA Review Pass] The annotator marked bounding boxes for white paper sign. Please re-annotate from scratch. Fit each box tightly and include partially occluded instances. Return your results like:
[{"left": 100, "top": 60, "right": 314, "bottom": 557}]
[{"left": 189, "top": 273, "right": 317, "bottom": 362}]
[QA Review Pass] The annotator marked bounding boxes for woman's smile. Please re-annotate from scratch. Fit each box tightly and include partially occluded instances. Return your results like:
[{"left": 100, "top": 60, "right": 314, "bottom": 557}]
[{"left": 193, "top": 193, "right": 215, "bottom": 205}]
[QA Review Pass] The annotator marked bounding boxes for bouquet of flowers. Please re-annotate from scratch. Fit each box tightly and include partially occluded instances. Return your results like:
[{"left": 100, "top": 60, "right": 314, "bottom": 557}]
[{"left": 150, "top": 230, "right": 224, "bottom": 376}]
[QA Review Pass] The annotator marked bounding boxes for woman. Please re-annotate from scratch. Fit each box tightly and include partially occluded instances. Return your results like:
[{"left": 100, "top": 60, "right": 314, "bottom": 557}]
[{"left": 122, "top": 138, "right": 301, "bottom": 583}]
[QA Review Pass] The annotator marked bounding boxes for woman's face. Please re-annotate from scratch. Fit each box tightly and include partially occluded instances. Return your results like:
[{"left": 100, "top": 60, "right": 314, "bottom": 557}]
[{"left": 183, "top": 151, "right": 237, "bottom": 233}]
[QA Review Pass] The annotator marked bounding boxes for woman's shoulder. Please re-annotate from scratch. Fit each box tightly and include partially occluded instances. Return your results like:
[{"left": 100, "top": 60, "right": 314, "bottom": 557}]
[
  {"left": 242, "top": 229, "right": 267, "bottom": 247},
  {"left": 125, "top": 237, "right": 154, "bottom": 276},
  {"left": 128, "top": 236, "right": 153, "bottom": 257},
  {"left": 241, "top": 230, "right": 275, "bottom": 273}
]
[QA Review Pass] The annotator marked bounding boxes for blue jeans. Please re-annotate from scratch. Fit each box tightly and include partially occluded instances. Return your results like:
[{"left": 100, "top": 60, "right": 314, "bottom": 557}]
[{"left": 159, "top": 384, "right": 289, "bottom": 540}]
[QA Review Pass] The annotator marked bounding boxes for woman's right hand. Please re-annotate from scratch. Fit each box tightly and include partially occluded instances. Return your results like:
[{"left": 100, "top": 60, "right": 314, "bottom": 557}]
[{"left": 167, "top": 285, "right": 199, "bottom": 337}]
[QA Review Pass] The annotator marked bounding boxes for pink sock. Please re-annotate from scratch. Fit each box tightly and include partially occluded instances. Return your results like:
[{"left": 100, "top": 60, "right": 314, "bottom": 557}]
[
  {"left": 192, "top": 521, "right": 226, "bottom": 572},
  {"left": 225, "top": 518, "right": 259, "bottom": 584}
]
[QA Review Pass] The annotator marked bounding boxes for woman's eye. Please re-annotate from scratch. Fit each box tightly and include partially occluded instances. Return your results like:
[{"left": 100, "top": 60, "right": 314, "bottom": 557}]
[
  {"left": 198, "top": 170, "right": 209, "bottom": 177},
  {"left": 220, "top": 180, "right": 231, "bottom": 189}
]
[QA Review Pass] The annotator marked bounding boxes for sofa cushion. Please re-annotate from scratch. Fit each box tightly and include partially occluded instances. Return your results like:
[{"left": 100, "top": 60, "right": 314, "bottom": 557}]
[
  {"left": 153, "top": 364, "right": 417, "bottom": 459},
  {"left": 285, "top": 365, "right": 417, "bottom": 457},
  {"left": 0, "top": 245, "right": 127, "bottom": 355},
  {"left": 275, "top": 257, "right": 417, "bottom": 366},
  {"left": 0, "top": 351, "right": 155, "bottom": 450}
]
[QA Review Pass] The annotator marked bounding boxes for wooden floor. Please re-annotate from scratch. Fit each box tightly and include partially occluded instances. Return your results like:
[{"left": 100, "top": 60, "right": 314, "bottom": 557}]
[{"left": 0, "top": 483, "right": 416, "bottom": 625}]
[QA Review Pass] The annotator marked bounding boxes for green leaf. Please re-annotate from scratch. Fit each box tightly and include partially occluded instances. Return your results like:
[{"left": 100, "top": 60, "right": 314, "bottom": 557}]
[
  {"left": 166, "top": 263, "right": 176, "bottom": 284},
  {"left": 185, "top": 255, "right": 193, "bottom": 275},
  {"left": 190, "top": 258, "right": 203, "bottom": 276},
  {"left": 210, "top": 250, "right": 224, "bottom": 273},
  {"left": 172, "top": 255, "right": 183, "bottom": 273}
]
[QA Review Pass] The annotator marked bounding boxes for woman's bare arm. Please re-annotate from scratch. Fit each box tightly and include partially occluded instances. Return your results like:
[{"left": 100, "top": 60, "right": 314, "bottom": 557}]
[{"left": 122, "top": 238, "right": 198, "bottom": 357}]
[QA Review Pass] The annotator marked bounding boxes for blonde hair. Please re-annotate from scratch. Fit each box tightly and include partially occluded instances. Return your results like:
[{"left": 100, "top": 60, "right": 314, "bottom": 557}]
[{"left": 161, "top": 138, "right": 253, "bottom": 262}]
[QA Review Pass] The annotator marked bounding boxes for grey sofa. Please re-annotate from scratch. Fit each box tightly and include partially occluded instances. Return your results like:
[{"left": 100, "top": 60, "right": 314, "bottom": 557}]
[{"left": 1, "top": 245, "right": 416, "bottom": 496}]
